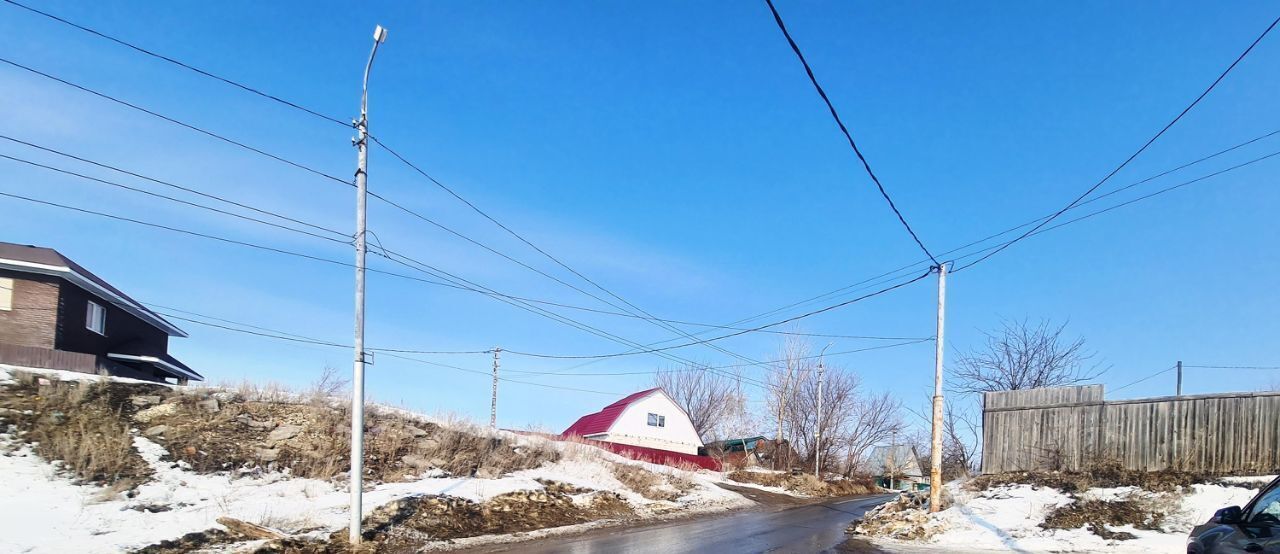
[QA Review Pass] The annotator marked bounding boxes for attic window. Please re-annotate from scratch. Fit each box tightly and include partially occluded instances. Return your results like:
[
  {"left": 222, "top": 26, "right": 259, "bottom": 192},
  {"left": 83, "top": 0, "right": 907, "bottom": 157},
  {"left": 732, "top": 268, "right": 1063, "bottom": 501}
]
[
  {"left": 0, "top": 278, "right": 11, "bottom": 311},
  {"left": 86, "top": 300, "right": 106, "bottom": 335},
  {"left": 647, "top": 413, "right": 665, "bottom": 427}
]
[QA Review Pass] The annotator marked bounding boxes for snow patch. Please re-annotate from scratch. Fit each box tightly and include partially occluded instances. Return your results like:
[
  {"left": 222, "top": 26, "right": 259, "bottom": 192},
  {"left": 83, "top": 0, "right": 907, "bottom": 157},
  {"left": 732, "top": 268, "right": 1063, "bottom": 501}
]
[{"left": 870, "top": 478, "right": 1275, "bottom": 553}]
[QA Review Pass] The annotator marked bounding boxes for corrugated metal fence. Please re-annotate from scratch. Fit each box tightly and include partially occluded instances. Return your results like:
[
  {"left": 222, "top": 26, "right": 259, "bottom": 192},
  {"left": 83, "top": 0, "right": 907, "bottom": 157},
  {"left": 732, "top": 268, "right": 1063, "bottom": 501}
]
[{"left": 982, "top": 385, "right": 1280, "bottom": 474}]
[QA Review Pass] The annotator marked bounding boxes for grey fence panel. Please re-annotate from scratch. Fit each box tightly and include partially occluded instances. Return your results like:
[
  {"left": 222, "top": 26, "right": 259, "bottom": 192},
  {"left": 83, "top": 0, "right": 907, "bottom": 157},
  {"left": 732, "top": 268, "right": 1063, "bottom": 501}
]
[{"left": 982, "top": 386, "right": 1280, "bottom": 474}]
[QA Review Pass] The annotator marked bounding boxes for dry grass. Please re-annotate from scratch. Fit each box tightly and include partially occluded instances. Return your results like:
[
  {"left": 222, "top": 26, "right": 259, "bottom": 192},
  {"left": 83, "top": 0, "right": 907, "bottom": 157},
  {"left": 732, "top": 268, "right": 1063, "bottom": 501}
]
[
  {"left": 969, "top": 459, "right": 1214, "bottom": 494},
  {"left": 727, "top": 470, "right": 876, "bottom": 497},
  {"left": 612, "top": 463, "right": 683, "bottom": 501},
  {"left": 1040, "top": 497, "right": 1172, "bottom": 540},
  {"left": 607, "top": 462, "right": 696, "bottom": 502},
  {"left": 0, "top": 369, "right": 560, "bottom": 486},
  {"left": 0, "top": 375, "right": 160, "bottom": 486}
]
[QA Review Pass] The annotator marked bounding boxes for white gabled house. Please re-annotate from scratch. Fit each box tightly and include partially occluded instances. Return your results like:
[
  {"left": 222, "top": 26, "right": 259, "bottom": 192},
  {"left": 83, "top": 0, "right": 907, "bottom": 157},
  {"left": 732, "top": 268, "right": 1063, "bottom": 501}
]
[{"left": 561, "top": 387, "right": 704, "bottom": 455}]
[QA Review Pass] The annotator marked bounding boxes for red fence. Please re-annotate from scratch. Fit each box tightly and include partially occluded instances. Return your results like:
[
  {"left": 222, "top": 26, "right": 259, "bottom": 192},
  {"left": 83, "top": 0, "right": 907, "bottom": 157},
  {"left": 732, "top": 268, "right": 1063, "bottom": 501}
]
[{"left": 514, "top": 431, "right": 721, "bottom": 471}]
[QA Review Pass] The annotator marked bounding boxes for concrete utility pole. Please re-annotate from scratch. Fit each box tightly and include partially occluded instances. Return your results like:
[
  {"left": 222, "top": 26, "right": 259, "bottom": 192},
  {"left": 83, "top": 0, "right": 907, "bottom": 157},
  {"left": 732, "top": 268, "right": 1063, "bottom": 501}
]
[
  {"left": 349, "top": 24, "right": 387, "bottom": 546},
  {"left": 1176, "top": 360, "right": 1183, "bottom": 396},
  {"left": 815, "top": 342, "right": 832, "bottom": 477},
  {"left": 928, "top": 262, "right": 948, "bottom": 513},
  {"left": 491, "top": 348, "right": 501, "bottom": 429}
]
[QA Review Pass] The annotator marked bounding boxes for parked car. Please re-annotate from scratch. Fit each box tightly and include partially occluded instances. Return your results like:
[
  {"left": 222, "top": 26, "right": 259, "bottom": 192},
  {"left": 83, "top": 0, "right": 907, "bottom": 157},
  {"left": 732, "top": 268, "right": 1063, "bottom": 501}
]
[{"left": 1189, "top": 476, "right": 1280, "bottom": 553}]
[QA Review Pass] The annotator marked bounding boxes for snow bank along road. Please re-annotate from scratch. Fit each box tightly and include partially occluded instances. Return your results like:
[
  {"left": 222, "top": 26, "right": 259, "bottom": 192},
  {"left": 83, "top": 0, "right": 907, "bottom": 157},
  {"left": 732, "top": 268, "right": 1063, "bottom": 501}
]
[{"left": 464, "top": 493, "right": 896, "bottom": 553}]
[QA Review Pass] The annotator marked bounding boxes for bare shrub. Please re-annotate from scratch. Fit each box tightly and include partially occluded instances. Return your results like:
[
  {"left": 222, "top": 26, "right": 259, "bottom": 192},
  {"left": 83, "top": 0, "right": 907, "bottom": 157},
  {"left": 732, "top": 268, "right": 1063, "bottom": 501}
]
[{"left": 306, "top": 366, "right": 349, "bottom": 403}]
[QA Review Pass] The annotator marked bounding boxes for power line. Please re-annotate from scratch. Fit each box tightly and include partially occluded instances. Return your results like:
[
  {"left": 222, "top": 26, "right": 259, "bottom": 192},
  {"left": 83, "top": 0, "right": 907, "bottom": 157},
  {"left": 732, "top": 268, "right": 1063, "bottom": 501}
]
[
  {"left": 720, "top": 127, "right": 1280, "bottom": 334},
  {"left": 0, "top": 152, "right": 348, "bottom": 244},
  {"left": 946, "top": 147, "right": 1280, "bottom": 265},
  {"left": 153, "top": 309, "right": 620, "bottom": 395},
  {"left": 1, "top": 1, "right": 892, "bottom": 370},
  {"left": 0, "top": 134, "right": 348, "bottom": 238},
  {"left": 0, "top": 56, "right": 352, "bottom": 186},
  {"left": 1183, "top": 365, "right": 1280, "bottom": 370},
  {"left": 762, "top": 0, "right": 938, "bottom": 266},
  {"left": 371, "top": 248, "right": 780, "bottom": 390},
  {"left": 0, "top": 0, "right": 347, "bottom": 127},
  {"left": 369, "top": 137, "right": 778, "bottom": 372},
  {"left": 505, "top": 338, "right": 933, "bottom": 377},
  {"left": 1, "top": 0, "right": 777, "bottom": 370},
  {"left": 513, "top": 134, "right": 1280, "bottom": 371},
  {"left": 499, "top": 270, "right": 932, "bottom": 360},
  {"left": 1111, "top": 366, "right": 1177, "bottom": 393},
  {"left": 0, "top": 187, "right": 792, "bottom": 381},
  {"left": 954, "top": 14, "right": 1280, "bottom": 272},
  {"left": 8, "top": 134, "right": 1272, "bottom": 368}
]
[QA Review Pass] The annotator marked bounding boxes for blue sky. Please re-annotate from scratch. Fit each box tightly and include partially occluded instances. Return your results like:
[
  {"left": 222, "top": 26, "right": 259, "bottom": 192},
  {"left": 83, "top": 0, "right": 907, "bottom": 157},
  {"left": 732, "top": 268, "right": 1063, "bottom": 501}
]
[{"left": 1, "top": 1, "right": 1278, "bottom": 434}]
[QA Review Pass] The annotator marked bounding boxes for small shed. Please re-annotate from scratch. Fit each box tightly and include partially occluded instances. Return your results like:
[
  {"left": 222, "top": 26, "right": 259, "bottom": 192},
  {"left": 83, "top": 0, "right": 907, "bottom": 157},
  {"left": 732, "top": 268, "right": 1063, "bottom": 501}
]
[
  {"left": 867, "top": 444, "right": 927, "bottom": 491},
  {"left": 704, "top": 436, "right": 768, "bottom": 467}
]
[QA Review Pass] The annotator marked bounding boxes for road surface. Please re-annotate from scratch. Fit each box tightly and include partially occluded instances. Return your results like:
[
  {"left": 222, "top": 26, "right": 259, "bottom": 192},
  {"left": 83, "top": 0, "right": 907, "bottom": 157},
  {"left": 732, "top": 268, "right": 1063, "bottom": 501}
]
[{"left": 465, "top": 493, "right": 895, "bottom": 554}]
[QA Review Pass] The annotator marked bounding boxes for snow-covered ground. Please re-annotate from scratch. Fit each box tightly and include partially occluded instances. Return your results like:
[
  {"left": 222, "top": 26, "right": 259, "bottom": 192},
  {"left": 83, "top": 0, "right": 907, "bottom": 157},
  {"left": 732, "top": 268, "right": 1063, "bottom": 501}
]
[
  {"left": 0, "top": 366, "right": 751, "bottom": 553},
  {"left": 870, "top": 477, "right": 1273, "bottom": 553}
]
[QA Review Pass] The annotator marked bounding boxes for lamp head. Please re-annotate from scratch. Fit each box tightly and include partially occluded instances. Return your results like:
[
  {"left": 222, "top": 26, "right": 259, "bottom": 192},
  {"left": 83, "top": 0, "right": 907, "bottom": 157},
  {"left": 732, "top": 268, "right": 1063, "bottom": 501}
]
[{"left": 373, "top": 25, "right": 388, "bottom": 43}]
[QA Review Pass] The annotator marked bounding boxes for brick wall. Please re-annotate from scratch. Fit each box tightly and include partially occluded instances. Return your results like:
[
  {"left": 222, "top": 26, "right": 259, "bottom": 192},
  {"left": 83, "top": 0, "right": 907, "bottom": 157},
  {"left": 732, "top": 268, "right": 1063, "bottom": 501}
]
[{"left": 0, "top": 270, "right": 60, "bottom": 349}]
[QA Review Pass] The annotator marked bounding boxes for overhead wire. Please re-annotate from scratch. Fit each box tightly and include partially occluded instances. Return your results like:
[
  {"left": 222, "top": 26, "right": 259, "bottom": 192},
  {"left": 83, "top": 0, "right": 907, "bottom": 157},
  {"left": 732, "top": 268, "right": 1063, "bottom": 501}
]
[
  {"left": 0, "top": 56, "right": 352, "bottom": 186},
  {"left": 0, "top": 152, "right": 349, "bottom": 244},
  {"left": 0, "top": 0, "right": 781, "bottom": 378},
  {"left": 1111, "top": 366, "right": 1178, "bottom": 393},
  {"left": 1, "top": 52, "right": 779, "bottom": 370},
  {"left": 0, "top": 0, "right": 349, "bottom": 127},
  {"left": 954, "top": 14, "right": 1280, "bottom": 272},
  {"left": 152, "top": 310, "right": 620, "bottom": 395},
  {"left": 0, "top": 134, "right": 349, "bottom": 238},
  {"left": 700, "top": 126, "right": 1280, "bottom": 337},
  {"left": 762, "top": 0, "right": 938, "bottom": 266},
  {"left": 5, "top": 131, "right": 1276, "bottom": 366}
]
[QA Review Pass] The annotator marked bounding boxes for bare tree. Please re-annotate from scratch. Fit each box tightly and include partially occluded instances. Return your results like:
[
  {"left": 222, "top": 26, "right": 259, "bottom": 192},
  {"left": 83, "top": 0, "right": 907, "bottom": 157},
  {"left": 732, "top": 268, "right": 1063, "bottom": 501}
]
[
  {"left": 765, "top": 336, "right": 810, "bottom": 469},
  {"left": 841, "top": 391, "right": 905, "bottom": 476},
  {"left": 910, "top": 398, "right": 980, "bottom": 481},
  {"left": 783, "top": 366, "right": 904, "bottom": 475},
  {"left": 653, "top": 364, "right": 736, "bottom": 442},
  {"left": 952, "top": 318, "right": 1102, "bottom": 395},
  {"left": 941, "top": 403, "right": 979, "bottom": 479}
]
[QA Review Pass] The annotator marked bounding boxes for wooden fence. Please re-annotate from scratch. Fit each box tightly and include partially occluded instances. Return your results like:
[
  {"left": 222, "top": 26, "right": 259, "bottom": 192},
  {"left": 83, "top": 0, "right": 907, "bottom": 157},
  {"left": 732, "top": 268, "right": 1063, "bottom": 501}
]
[
  {"left": 982, "top": 385, "right": 1280, "bottom": 474},
  {"left": 0, "top": 344, "right": 100, "bottom": 374}
]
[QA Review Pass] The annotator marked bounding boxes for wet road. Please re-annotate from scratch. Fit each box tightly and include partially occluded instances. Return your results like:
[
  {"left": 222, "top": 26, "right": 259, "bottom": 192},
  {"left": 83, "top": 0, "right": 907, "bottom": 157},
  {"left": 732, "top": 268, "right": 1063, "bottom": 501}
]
[{"left": 466, "top": 493, "right": 895, "bottom": 554}]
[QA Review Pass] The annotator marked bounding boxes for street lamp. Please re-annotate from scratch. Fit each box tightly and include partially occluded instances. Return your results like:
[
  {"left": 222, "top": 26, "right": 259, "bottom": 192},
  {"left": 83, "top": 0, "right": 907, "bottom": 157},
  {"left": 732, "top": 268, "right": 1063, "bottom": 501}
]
[
  {"left": 815, "top": 342, "right": 832, "bottom": 476},
  {"left": 349, "top": 23, "right": 387, "bottom": 546}
]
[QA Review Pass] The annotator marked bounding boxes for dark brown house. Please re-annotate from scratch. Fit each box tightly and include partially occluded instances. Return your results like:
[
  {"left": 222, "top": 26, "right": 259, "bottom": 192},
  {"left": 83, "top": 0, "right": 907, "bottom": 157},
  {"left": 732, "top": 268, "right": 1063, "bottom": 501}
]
[{"left": 0, "top": 242, "right": 200, "bottom": 384}]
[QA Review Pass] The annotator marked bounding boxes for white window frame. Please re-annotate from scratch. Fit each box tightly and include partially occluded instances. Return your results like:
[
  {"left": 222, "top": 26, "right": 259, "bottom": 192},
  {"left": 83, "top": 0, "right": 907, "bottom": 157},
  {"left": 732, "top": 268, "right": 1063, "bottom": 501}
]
[
  {"left": 0, "top": 277, "right": 12, "bottom": 311},
  {"left": 86, "top": 300, "right": 106, "bottom": 335},
  {"left": 647, "top": 413, "right": 666, "bottom": 428}
]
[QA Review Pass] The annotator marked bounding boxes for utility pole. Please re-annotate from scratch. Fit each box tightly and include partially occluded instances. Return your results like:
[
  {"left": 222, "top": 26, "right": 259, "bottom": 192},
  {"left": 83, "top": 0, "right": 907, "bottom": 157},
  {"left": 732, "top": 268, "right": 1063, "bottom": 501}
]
[
  {"left": 928, "top": 262, "right": 948, "bottom": 513},
  {"left": 815, "top": 343, "right": 832, "bottom": 477},
  {"left": 491, "top": 347, "right": 501, "bottom": 429},
  {"left": 1176, "top": 360, "right": 1183, "bottom": 396},
  {"left": 349, "top": 24, "right": 387, "bottom": 546}
]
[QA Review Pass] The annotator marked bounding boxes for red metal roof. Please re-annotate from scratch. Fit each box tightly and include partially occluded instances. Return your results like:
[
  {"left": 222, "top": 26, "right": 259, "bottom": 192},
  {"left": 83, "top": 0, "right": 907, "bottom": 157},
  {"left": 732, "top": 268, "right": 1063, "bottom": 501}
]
[{"left": 562, "top": 388, "right": 660, "bottom": 437}]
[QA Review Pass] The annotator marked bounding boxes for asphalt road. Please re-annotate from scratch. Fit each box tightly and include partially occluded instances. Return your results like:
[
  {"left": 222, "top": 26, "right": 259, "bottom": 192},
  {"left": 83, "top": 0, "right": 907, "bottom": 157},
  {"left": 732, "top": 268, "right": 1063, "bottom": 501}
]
[{"left": 465, "top": 493, "right": 895, "bottom": 554}]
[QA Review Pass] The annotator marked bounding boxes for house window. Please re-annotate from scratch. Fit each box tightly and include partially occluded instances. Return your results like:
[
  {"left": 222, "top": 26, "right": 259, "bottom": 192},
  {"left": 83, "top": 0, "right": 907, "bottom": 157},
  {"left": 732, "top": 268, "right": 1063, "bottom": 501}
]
[
  {"left": 0, "top": 278, "right": 11, "bottom": 311},
  {"left": 647, "top": 413, "right": 665, "bottom": 427},
  {"left": 86, "top": 300, "right": 106, "bottom": 335}
]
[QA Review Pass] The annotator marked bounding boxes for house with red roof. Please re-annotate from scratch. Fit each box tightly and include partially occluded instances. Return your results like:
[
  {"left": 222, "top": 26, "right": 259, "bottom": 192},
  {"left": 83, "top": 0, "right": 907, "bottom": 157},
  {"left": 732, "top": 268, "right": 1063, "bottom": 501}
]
[{"left": 562, "top": 387, "right": 704, "bottom": 456}]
